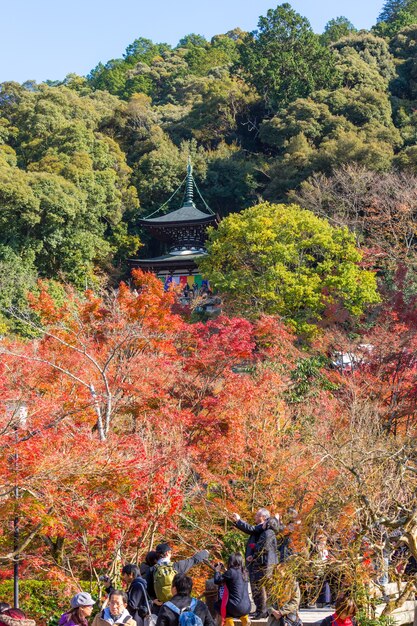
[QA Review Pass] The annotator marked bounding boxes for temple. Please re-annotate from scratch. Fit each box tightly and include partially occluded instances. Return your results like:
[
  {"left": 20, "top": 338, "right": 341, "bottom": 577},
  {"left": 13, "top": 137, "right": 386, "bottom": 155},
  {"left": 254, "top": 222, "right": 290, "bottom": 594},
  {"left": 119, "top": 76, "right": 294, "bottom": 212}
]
[{"left": 129, "top": 158, "right": 219, "bottom": 289}]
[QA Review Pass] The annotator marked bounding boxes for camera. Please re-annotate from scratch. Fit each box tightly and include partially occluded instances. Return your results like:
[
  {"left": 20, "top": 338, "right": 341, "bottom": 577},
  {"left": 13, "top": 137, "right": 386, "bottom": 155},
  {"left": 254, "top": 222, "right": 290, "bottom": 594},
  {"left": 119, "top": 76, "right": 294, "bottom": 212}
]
[{"left": 99, "top": 575, "right": 110, "bottom": 583}]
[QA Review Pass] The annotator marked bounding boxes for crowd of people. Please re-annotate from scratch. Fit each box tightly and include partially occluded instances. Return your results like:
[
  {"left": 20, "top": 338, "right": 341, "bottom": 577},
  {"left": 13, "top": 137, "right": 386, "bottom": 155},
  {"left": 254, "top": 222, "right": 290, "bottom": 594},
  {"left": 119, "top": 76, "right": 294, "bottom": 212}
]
[{"left": 2, "top": 506, "right": 414, "bottom": 626}]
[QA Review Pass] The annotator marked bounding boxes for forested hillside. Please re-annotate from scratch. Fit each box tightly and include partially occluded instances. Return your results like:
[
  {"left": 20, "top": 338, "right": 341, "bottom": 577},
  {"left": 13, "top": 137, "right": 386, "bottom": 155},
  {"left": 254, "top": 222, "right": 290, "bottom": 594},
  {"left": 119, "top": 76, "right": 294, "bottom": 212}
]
[
  {"left": 1, "top": 3, "right": 417, "bottom": 614},
  {"left": 2, "top": 0, "right": 417, "bottom": 299}
]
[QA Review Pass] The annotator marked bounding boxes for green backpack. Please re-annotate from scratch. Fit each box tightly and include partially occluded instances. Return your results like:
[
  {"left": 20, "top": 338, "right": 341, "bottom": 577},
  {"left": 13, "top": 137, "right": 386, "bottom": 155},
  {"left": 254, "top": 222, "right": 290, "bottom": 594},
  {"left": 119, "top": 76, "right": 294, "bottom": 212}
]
[{"left": 153, "top": 562, "right": 176, "bottom": 602}]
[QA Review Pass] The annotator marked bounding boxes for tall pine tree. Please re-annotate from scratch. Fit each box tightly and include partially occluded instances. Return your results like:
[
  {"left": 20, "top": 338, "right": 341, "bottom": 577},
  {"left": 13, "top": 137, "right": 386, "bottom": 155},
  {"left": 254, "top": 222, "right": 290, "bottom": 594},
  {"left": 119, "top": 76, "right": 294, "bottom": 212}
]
[{"left": 378, "top": 0, "right": 417, "bottom": 21}]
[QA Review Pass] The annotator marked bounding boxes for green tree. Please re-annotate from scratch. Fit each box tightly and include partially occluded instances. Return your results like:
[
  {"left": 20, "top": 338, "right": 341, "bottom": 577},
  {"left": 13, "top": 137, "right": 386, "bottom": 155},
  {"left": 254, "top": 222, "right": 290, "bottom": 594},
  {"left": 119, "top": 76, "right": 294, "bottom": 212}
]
[
  {"left": 236, "top": 3, "right": 341, "bottom": 110},
  {"left": 390, "top": 25, "right": 417, "bottom": 100},
  {"left": 0, "top": 83, "right": 140, "bottom": 284},
  {"left": 88, "top": 38, "right": 171, "bottom": 99},
  {"left": 88, "top": 58, "right": 133, "bottom": 97},
  {"left": 201, "top": 143, "right": 259, "bottom": 214},
  {"left": 375, "top": 0, "right": 417, "bottom": 37},
  {"left": 178, "top": 33, "right": 207, "bottom": 48},
  {"left": 257, "top": 30, "right": 400, "bottom": 199},
  {"left": 0, "top": 245, "right": 38, "bottom": 333},
  {"left": 133, "top": 135, "right": 208, "bottom": 213},
  {"left": 61, "top": 73, "right": 93, "bottom": 95},
  {"left": 125, "top": 48, "right": 189, "bottom": 103},
  {"left": 165, "top": 72, "right": 259, "bottom": 145},
  {"left": 258, "top": 86, "right": 400, "bottom": 199},
  {"left": 332, "top": 33, "right": 396, "bottom": 85},
  {"left": 210, "top": 33, "right": 241, "bottom": 65},
  {"left": 375, "top": 11, "right": 417, "bottom": 37},
  {"left": 124, "top": 37, "right": 171, "bottom": 62},
  {"left": 378, "top": 0, "right": 417, "bottom": 22},
  {"left": 0, "top": 157, "right": 104, "bottom": 285},
  {"left": 198, "top": 202, "right": 379, "bottom": 334},
  {"left": 321, "top": 17, "right": 357, "bottom": 45},
  {"left": 180, "top": 36, "right": 238, "bottom": 76}
]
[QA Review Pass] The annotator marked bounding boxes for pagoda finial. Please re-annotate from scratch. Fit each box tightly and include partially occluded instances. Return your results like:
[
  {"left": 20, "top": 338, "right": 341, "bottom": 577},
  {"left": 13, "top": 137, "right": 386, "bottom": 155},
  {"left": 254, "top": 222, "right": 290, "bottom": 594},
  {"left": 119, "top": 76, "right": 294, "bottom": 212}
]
[{"left": 185, "top": 156, "right": 195, "bottom": 206}]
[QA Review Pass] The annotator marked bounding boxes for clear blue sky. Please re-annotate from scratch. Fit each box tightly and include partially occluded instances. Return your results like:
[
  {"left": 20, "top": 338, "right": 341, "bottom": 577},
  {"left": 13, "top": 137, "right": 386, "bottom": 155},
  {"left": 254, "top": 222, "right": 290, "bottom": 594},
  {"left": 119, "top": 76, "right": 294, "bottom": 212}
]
[{"left": 1, "top": 0, "right": 384, "bottom": 84}]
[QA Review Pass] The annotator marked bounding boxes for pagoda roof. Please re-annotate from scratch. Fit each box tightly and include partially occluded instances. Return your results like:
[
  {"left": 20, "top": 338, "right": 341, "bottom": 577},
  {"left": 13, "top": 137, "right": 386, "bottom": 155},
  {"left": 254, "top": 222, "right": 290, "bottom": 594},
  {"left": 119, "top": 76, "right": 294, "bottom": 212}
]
[
  {"left": 129, "top": 250, "right": 207, "bottom": 272},
  {"left": 139, "top": 157, "right": 217, "bottom": 227},
  {"left": 139, "top": 204, "right": 216, "bottom": 226}
]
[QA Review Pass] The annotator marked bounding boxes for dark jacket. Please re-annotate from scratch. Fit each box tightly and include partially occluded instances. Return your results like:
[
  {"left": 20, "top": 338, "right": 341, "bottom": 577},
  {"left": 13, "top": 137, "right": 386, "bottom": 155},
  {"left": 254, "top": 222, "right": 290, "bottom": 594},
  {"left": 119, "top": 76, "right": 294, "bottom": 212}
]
[
  {"left": 254, "top": 529, "right": 279, "bottom": 571},
  {"left": 173, "top": 550, "right": 209, "bottom": 575},
  {"left": 214, "top": 568, "right": 251, "bottom": 618},
  {"left": 276, "top": 534, "right": 292, "bottom": 563},
  {"left": 156, "top": 595, "right": 214, "bottom": 626},
  {"left": 106, "top": 576, "right": 149, "bottom": 626},
  {"left": 147, "top": 551, "right": 209, "bottom": 601},
  {"left": 140, "top": 562, "right": 152, "bottom": 578},
  {"left": 235, "top": 519, "right": 264, "bottom": 562}
]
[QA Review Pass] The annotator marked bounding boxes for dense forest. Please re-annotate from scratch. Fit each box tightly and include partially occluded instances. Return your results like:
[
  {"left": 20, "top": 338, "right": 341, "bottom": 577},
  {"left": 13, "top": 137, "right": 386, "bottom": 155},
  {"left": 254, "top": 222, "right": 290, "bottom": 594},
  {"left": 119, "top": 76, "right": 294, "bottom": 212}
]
[
  {"left": 2, "top": 0, "right": 417, "bottom": 298},
  {"left": 1, "top": 1, "right": 417, "bottom": 621}
]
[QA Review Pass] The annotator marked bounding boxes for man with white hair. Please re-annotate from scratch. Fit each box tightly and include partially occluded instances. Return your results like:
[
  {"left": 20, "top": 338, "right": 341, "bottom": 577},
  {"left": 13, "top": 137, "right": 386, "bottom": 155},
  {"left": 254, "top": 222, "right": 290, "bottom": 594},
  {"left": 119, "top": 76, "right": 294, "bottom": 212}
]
[{"left": 232, "top": 508, "right": 271, "bottom": 618}]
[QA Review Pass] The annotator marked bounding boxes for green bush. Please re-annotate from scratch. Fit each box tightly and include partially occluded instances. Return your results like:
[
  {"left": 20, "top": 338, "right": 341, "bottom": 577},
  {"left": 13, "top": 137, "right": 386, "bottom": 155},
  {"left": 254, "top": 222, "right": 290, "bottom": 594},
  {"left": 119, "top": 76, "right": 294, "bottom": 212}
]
[
  {"left": 356, "top": 610, "right": 395, "bottom": 626},
  {"left": 221, "top": 529, "right": 246, "bottom": 561},
  {"left": 0, "top": 580, "right": 100, "bottom": 626}
]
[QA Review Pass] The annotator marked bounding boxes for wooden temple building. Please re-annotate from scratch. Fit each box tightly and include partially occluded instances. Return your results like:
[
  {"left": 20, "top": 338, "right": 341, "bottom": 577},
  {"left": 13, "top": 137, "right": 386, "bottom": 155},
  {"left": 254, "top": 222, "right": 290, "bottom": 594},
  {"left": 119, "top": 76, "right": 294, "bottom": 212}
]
[{"left": 129, "top": 159, "right": 219, "bottom": 289}]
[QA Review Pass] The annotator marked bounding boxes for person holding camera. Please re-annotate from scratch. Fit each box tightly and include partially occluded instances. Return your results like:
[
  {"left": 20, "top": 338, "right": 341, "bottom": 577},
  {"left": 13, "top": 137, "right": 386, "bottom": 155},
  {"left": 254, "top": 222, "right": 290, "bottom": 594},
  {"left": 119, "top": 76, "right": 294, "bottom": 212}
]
[
  {"left": 214, "top": 554, "right": 251, "bottom": 626},
  {"left": 232, "top": 509, "right": 271, "bottom": 618},
  {"left": 249, "top": 516, "right": 280, "bottom": 618}
]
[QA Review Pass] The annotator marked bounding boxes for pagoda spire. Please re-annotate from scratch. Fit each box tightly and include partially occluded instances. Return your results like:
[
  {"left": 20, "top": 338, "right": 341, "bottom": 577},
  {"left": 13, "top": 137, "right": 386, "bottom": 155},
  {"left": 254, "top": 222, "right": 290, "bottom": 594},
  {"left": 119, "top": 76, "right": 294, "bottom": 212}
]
[{"left": 184, "top": 156, "right": 196, "bottom": 208}]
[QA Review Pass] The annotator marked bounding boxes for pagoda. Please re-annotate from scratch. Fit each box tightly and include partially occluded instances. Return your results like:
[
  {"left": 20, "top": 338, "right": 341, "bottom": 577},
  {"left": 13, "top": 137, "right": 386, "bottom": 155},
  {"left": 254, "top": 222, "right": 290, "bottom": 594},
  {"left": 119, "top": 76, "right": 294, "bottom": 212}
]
[{"left": 129, "top": 159, "right": 218, "bottom": 288}]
